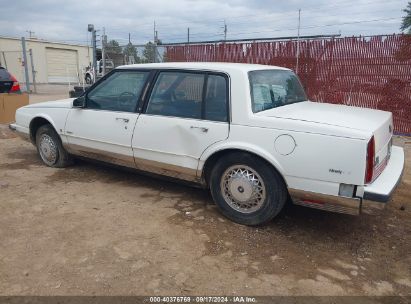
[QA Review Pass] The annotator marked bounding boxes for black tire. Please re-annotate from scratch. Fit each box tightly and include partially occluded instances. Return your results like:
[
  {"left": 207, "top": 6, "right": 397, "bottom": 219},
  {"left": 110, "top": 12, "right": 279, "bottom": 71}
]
[
  {"left": 209, "top": 152, "right": 287, "bottom": 226},
  {"left": 35, "top": 124, "right": 73, "bottom": 168},
  {"left": 69, "top": 90, "right": 76, "bottom": 98},
  {"left": 85, "top": 74, "right": 92, "bottom": 84}
]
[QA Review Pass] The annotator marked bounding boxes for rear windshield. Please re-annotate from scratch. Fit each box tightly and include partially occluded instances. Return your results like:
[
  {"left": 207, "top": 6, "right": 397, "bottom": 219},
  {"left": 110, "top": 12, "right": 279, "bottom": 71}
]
[
  {"left": 249, "top": 70, "right": 307, "bottom": 113},
  {"left": 0, "top": 68, "right": 11, "bottom": 80}
]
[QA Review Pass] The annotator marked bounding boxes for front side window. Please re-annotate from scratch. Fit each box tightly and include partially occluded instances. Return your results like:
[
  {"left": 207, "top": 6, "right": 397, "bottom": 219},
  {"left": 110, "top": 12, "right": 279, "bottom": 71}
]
[
  {"left": 87, "top": 71, "right": 149, "bottom": 112},
  {"left": 249, "top": 70, "right": 307, "bottom": 113}
]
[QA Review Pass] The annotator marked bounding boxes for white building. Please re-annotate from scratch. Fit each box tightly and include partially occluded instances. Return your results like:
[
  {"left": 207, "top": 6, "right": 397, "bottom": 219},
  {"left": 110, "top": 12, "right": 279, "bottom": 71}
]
[{"left": 0, "top": 36, "right": 92, "bottom": 84}]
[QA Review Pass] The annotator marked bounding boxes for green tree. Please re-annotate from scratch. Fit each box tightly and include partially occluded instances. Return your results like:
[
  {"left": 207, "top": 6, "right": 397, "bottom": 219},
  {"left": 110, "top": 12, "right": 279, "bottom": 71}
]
[
  {"left": 162, "top": 49, "right": 169, "bottom": 62},
  {"left": 123, "top": 43, "right": 141, "bottom": 64},
  {"left": 401, "top": 1, "right": 411, "bottom": 33},
  {"left": 105, "top": 40, "right": 122, "bottom": 54},
  {"left": 143, "top": 41, "right": 156, "bottom": 63}
]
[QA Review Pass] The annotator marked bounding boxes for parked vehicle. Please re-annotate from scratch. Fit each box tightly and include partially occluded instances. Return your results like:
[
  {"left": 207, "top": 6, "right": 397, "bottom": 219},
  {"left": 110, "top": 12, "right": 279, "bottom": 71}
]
[
  {"left": 9, "top": 63, "right": 404, "bottom": 226},
  {"left": 0, "top": 67, "right": 21, "bottom": 94},
  {"left": 69, "top": 85, "right": 91, "bottom": 98},
  {"left": 84, "top": 59, "right": 115, "bottom": 84}
]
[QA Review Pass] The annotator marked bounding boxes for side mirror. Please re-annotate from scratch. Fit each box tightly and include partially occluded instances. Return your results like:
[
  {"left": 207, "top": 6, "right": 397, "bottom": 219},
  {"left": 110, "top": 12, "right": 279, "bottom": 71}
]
[{"left": 73, "top": 96, "right": 86, "bottom": 108}]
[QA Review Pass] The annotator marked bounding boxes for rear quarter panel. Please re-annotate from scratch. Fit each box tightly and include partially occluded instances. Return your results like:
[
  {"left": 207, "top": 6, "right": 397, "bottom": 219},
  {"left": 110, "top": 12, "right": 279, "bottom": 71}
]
[{"left": 200, "top": 124, "right": 368, "bottom": 197}]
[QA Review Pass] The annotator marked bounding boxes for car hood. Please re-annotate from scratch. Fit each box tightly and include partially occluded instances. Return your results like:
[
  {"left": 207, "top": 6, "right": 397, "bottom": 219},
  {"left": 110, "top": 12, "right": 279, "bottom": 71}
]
[
  {"left": 255, "top": 101, "right": 391, "bottom": 132},
  {"left": 24, "top": 98, "right": 75, "bottom": 109}
]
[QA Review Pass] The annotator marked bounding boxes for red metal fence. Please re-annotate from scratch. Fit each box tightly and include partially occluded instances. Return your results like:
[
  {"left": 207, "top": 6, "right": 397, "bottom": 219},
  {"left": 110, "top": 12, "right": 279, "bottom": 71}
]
[{"left": 165, "top": 34, "right": 411, "bottom": 135}]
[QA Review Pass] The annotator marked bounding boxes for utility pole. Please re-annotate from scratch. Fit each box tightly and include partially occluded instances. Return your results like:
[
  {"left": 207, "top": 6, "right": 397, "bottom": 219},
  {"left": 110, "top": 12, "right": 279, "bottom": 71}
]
[
  {"left": 26, "top": 30, "right": 35, "bottom": 38},
  {"left": 155, "top": 30, "right": 159, "bottom": 62},
  {"left": 224, "top": 20, "right": 227, "bottom": 41},
  {"left": 296, "top": 9, "right": 301, "bottom": 74},
  {"left": 102, "top": 27, "right": 107, "bottom": 76},
  {"left": 21, "top": 37, "right": 30, "bottom": 93},
  {"left": 153, "top": 20, "right": 156, "bottom": 43},
  {"left": 153, "top": 20, "right": 157, "bottom": 63},
  {"left": 29, "top": 49, "right": 37, "bottom": 93},
  {"left": 88, "top": 24, "right": 97, "bottom": 82},
  {"left": 187, "top": 27, "right": 190, "bottom": 44}
]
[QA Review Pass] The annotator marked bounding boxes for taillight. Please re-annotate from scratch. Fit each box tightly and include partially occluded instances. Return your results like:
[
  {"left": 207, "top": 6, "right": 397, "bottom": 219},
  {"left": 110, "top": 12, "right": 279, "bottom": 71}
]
[
  {"left": 9, "top": 75, "right": 20, "bottom": 93},
  {"left": 365, "top": 136, "right": 375, "bottom": 184}
]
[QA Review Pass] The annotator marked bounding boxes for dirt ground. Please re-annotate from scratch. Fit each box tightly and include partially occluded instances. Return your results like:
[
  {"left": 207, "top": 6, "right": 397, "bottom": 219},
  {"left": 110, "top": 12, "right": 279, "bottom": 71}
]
[{"left": 0, "top": 124, "right": 410, "bottom": 297}]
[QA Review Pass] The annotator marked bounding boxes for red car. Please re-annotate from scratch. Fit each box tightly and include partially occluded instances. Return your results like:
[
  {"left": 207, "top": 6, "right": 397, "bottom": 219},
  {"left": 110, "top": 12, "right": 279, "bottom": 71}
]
[{"left": 0, "top": 67, "right": 21, "bottom": 93}]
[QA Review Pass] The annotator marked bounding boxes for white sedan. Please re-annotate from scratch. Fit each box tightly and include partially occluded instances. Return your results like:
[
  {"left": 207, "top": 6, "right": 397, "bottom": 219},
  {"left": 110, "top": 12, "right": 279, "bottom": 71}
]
[{"left": 10, "top": 62, "right": 405, "bottom": 225}]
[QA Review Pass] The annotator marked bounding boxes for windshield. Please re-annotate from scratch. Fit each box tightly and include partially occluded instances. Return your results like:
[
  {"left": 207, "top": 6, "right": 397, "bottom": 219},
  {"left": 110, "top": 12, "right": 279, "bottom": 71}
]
[{"left": 249, "top": 70, "right": 307, "bottom": 113}]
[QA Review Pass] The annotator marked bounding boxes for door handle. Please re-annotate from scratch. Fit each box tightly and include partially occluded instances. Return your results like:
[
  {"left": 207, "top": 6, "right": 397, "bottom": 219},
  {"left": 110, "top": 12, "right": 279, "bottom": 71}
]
[
  {"left": 116, "top": 117, "right": 129, "bottom": 123},
  {"left": 190, "top": 126, "right": 208, "bottom": 133}
]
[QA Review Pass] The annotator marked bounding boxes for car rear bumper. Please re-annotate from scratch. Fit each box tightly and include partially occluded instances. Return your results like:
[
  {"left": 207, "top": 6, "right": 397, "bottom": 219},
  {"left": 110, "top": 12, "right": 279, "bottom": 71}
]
[
  {"left": 360, "top": 145, "right": 404, "bottom": 211},
  {"left": 290, "top": 146, "right": 405, "bottom": 215}
]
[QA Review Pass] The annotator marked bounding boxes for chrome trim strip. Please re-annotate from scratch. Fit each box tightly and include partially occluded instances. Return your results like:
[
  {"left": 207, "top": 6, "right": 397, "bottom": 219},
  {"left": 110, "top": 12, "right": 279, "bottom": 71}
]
[
  {"left": 64, "top": 143, "right": 136, "bottom": 168},
  {"left": 63, "top": 143, "right": 199, "bottom": 182},
  {"left": 134, "top": 157, "right": 199, "bottom": 182},
  {"left": 289, "top": 188, "right": 361, "bottom": 215}
]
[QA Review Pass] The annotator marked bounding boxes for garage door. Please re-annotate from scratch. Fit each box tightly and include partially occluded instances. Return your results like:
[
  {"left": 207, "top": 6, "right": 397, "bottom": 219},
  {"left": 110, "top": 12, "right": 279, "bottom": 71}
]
[{"left": 46, "top": 48, "right": 78, "bottom": 83}]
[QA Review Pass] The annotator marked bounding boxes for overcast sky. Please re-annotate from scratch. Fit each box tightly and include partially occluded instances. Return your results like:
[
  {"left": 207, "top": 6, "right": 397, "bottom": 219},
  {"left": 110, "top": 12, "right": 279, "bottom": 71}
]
[{"left": 0, "top": 0, "right": 408, "bottom": 46}]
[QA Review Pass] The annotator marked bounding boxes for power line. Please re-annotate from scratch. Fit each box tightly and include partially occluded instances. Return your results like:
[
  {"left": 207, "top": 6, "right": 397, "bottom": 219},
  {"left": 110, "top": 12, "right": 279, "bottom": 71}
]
[
  {"left": 147, "top": 0, "right": 403, "bottom": 30},
  {"left": 226, "top": 7, "right": 401, "bottom": 28},
  {"left": 157, "top": 16, "right": 400, "bottom": 42},
  {"left": 227, "top": 17, "right": 400, "bottom": 37},
  {"left": 224, "top": 0, "right": 402, "bottom": 23}
]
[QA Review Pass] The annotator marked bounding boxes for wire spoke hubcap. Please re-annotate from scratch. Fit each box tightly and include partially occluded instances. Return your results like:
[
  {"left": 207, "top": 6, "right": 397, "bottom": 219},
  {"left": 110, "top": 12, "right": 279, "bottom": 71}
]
[
  {"left": 39, "top": 134, "right": 58, "bottom": 165},
  {"left": 221, "top": 165, "right": 266, "bottom": 214}
]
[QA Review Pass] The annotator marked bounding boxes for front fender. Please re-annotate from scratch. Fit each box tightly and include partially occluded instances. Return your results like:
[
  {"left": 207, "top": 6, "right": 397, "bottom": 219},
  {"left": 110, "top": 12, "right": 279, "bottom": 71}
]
[
  {"left": 29, "top": 114, "right": 58, "bottom": 131},
  {"left": 23, "top": 108, "right": 71, "bottom": 144}
]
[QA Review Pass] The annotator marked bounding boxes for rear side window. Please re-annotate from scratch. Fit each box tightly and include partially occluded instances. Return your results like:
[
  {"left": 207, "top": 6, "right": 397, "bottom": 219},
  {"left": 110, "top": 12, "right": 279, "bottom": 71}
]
[
  {"left": 146, "top": 71, "right": 228, "bottom": 122},
  {"left": 204, "top": 74, "right": 228, "bottom": 122}
]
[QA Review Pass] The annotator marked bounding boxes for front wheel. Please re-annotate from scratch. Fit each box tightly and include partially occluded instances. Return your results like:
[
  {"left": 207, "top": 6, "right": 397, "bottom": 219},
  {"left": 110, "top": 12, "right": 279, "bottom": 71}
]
[
  {"left": 209, "top": 152, "right": 287, "bottom": 226},
  {"left": 36, "top": 125, "right": 73, "bottom": 168}
]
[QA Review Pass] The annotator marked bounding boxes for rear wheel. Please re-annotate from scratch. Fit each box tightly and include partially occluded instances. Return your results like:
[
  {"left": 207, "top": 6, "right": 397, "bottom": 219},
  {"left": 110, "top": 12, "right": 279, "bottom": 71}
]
[
  {"left": 36, "top": 125, "right": 73, "bottom": 168},
  {"left": 209, "top": 152, "right": 287, "bottom": 226}
]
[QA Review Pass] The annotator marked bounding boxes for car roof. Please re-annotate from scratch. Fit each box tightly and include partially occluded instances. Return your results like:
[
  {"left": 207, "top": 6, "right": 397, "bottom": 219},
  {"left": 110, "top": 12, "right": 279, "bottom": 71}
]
[{"left": 116, "top": 62, "right": 291, "bottom": 73}]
